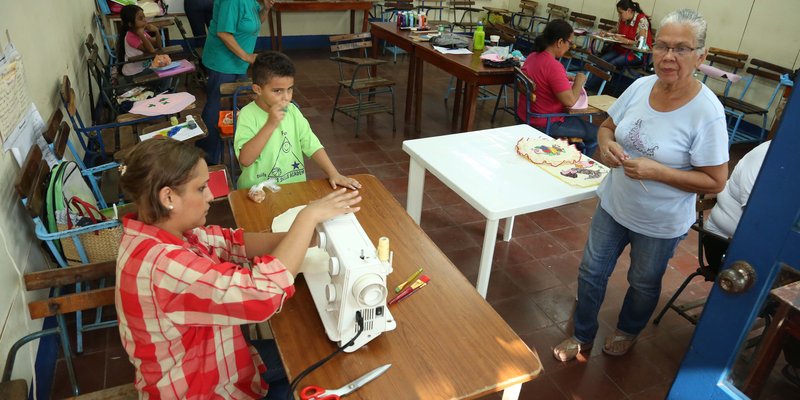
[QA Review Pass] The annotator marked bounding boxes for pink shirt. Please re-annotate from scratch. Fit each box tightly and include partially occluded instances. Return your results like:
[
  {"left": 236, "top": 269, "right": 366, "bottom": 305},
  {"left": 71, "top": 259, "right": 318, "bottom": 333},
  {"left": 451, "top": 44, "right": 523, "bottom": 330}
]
[
  {"left": 123, "top": 31, "right": 151, "bottom": 76},
  {"left": 116, "top": 215, "right": 296, "bottom": 399},
  {"left": 517, "top": 51, "right": 572, "bottom": 128}
]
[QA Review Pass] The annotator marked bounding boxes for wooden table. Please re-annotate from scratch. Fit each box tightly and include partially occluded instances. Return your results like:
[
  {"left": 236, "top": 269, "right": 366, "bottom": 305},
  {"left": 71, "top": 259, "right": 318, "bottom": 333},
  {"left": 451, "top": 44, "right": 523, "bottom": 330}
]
[
  {"left": 228, "top": 174, "right": 542, "bottom": 399},
  {"left": 370, "top": 22, "right": 515, "bottom": 133},
  {"left": 403, "top": 125, "right": 601, "bottom": 298},
  {"left": 268, "top": 0, "right": 376, "bottom": 51},
  {"left": 743, "top": 280, "right": 800, "bottom": 398}
]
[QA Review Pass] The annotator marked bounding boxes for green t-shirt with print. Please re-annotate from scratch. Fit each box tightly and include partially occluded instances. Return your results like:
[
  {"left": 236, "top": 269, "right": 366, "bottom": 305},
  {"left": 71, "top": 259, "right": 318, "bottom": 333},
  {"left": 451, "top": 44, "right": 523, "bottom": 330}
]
[{"left": 234, "top": 101, "right": 323, "bottom": 189}]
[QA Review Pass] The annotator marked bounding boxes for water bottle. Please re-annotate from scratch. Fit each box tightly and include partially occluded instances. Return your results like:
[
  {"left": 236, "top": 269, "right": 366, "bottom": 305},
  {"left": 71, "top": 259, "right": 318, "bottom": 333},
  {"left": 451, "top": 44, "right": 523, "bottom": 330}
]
[{"left": 473, "top": 22, "right": 485, "bottom": 51}]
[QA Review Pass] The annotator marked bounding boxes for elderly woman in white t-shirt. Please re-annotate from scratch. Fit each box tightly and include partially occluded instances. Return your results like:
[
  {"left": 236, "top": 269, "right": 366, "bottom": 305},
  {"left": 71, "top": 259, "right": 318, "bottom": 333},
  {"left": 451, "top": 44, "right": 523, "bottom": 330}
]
[{"left": 554, "top": 9, "right": 729, "bottom": 362}]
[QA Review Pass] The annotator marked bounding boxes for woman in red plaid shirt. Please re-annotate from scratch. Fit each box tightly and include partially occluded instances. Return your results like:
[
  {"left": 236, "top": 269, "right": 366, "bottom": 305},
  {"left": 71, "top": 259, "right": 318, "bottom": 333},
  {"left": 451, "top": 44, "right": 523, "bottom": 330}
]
[{"left": 116, "top": 138, "right": 361, "bottom": 399}]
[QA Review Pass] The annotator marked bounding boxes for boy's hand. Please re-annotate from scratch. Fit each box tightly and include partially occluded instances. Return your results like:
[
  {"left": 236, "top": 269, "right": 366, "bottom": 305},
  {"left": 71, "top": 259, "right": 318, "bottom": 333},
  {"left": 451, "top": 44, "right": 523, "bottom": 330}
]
[
  {"left": 265, "top": 100, "right": 289, "bottom": 127},
  {"left": 301, "top": 189, "right": 362, "bottom": 223},
  {"left": 328, "top": 173, "right": 362, "bottom": 190}
]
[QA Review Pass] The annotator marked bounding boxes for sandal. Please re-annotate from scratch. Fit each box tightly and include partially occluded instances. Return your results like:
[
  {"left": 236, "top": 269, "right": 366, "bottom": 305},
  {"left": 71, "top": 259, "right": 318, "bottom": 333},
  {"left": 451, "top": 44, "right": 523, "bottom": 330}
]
[
  {"left": 782, "top": 365, "right": 800, "bottom": 388},
  {"left": 553, "top": 337, "right": 593, "bottom": 362},
  {"left": 602, "top": 331, "right": 638, "bottom": 356}
]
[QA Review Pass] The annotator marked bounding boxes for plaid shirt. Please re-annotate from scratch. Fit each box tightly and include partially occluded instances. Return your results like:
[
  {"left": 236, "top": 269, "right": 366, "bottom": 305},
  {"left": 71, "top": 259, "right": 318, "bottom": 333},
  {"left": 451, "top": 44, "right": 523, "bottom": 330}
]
[{"left": 116, "top": 215, "right": 296, "bottom": 399}]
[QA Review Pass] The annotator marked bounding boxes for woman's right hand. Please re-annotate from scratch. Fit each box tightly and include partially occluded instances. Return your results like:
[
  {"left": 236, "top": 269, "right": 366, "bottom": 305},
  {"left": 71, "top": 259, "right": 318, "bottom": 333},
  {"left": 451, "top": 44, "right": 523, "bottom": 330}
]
[
  {"left": 600, "top": 141, "right": 628, "bottom": 168},
  {"left": 300, "top": 189, "right": 362, "bottom": 224},
  {"left": 246, "top": 53, "right": 257, "bottom": 64}
]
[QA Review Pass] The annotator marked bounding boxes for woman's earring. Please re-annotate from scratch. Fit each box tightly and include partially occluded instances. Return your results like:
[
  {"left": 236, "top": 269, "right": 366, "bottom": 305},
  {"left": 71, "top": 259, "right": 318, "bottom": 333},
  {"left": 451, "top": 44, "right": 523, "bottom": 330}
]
[{"left": 168, "top": 205, "right": 174, "bottom": 210}]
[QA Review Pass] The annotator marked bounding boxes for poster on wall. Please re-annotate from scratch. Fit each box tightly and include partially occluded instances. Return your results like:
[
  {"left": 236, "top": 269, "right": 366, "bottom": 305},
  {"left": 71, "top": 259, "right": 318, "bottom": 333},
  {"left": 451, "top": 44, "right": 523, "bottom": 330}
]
[{"left": 0, "top": 43, "right": 45, "bottom": 166}]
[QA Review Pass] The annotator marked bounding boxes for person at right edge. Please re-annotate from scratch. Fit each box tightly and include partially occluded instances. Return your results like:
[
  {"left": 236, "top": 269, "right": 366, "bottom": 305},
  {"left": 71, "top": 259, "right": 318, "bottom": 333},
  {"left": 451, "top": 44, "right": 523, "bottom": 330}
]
[
  {"left": 198, "top": 0, "right": 273, "bottom": 165},
  {"left": 553, "top": 9, "right": 729, "bottom": 362}
]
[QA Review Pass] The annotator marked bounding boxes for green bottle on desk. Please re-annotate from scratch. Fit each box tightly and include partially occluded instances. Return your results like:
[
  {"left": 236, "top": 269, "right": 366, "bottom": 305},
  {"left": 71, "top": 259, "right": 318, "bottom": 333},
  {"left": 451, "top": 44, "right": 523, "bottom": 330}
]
[{"left": 473, "top": 22, "right": 485, "bottom": 51}]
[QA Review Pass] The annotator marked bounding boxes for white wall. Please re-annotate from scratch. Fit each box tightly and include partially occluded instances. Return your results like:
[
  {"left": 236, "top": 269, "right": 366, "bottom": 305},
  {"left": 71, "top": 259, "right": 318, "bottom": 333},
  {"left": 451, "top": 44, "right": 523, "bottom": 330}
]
[
  {"left": 0, "top": 0, "right": 97, "bottom": 397},
  {"left": 502, "top": 0, "right": 800, "bottom": 126}
]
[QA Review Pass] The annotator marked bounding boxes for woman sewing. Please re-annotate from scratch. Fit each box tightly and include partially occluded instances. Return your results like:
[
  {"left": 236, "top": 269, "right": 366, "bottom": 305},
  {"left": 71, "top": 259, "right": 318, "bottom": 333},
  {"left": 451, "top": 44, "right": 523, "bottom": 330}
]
[{"left": 115, "top": 137, "right": 361, "bottom": 399}]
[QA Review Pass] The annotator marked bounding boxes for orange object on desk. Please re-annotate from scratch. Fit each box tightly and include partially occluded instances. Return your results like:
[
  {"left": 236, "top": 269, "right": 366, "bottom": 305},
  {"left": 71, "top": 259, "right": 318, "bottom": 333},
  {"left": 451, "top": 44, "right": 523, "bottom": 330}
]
[{"left": 218, "top": 111, "right": 234, "bottom": 136}]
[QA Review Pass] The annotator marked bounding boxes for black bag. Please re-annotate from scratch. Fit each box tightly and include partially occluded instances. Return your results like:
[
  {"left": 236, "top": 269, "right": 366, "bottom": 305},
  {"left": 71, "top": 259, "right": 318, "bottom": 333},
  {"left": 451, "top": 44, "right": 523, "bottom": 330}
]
[
  {"left": 431, "top": 33, "right": 471, "bottom": 49},
  {"left": 482, "top": 58, "right": 518, "bottom": 68}
]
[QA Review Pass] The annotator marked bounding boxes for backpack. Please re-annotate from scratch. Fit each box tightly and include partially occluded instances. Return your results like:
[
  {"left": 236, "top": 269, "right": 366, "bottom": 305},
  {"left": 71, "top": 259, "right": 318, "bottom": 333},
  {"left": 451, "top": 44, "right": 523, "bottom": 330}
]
[
  {"left": 431, "top": 33, "right": 471, "bottom": 49},
  {"left": 44, "top": 161, "right": 102, "bottom": 251}
]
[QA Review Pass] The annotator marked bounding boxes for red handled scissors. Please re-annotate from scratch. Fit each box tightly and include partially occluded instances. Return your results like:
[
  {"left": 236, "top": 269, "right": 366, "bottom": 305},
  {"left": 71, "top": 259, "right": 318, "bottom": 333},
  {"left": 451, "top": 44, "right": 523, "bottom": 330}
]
[{"left": 300, "top": 364, "right": 391, "bottom": 399}]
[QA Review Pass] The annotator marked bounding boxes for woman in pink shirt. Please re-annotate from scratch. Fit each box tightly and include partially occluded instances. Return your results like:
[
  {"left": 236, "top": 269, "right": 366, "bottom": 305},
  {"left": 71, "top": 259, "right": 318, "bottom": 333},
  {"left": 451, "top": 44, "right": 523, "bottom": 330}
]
[
  {"left": 116, "top": 137, "right": 361, "bottom": 399},
  {"left": 517, "top": 19, "right": 598, "bottom": 156}
]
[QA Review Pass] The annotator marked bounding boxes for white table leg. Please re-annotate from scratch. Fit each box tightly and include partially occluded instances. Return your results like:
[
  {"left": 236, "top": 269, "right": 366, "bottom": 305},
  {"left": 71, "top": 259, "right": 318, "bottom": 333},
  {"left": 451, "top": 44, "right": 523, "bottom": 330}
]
[
  {"left": 476, "top": 218, "right": 499, "bottom": 298},
  {"left": 406, "top": 159, "right": 426, "bottom": 224},
  {"left": 502, "top": 216, "right": 515, "bottom": 242},
  {"left": 501, "top": 383, "right": 522, "bottom": 400}
]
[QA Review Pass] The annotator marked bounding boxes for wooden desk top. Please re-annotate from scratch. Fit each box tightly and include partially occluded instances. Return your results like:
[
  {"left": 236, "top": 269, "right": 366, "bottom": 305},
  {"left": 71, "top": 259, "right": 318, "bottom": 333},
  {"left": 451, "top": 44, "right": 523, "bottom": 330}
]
[
  {"left": 772, "top": 280, "right": 800, "bottom": 310},
  {"left": 228, "top": 174, "right": 542, "bottom": 399}
]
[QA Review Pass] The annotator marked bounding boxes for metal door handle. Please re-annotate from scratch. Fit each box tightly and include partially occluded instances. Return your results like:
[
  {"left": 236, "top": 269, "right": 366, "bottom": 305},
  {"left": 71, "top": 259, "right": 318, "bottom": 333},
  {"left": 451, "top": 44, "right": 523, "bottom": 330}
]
[{"left": 717, "top": 261, "right": 756, "bottom": 294}]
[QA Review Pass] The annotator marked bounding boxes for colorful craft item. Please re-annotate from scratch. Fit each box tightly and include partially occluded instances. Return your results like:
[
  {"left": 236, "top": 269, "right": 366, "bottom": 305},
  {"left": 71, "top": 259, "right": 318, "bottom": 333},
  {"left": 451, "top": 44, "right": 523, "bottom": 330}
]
[{"left": 516, "top": 137, "right": 582, "bottom": 167}]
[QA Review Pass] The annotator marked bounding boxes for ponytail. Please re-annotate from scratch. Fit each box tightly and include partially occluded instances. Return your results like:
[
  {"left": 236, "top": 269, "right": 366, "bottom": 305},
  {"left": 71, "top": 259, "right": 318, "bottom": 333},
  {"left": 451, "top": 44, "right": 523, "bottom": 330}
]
[{"left": 532, "top": 19, "right": 573, "bottom": 53}]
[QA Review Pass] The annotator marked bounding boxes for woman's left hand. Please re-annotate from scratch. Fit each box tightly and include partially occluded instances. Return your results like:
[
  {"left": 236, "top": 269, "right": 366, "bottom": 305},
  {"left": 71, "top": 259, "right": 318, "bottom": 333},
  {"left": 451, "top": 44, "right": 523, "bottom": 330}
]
[
  {"left": 328, "top": 174, "right": 362, "bottom": 190},
  {"left": 622, "top": 157, "right": 662, "bottom": 180}
]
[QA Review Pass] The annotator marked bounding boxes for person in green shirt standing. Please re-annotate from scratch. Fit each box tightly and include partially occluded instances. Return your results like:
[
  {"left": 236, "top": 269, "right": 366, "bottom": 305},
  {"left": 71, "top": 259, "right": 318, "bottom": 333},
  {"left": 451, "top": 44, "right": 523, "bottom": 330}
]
[
  {"left": 235, "top": 52, "right": 362, "bottom": 190},
  {"left": 199, "top": 0, "right": 271, "bottom": 165}
]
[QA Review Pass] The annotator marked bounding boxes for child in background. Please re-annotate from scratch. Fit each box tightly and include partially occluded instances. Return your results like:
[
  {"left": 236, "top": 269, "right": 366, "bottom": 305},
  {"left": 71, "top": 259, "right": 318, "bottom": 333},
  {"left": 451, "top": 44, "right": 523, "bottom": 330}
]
[
  {"left": 116, "top": 4, "right": 168, "bottom": 79},
  {"left": 234, "top": 51, "right": 362, "bottom": 190}
]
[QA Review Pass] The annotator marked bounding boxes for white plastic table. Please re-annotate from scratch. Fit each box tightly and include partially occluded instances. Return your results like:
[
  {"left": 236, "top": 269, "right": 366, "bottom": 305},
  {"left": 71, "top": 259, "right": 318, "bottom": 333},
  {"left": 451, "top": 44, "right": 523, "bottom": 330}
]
[{"left": 403, "top": 124, "right": 601, "bottom": 298}]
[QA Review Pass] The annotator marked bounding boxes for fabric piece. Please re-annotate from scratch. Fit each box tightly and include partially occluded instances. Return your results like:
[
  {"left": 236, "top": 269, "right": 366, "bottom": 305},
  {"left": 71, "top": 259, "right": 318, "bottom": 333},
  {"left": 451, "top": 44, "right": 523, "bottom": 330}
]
[
  {"left": 130, "top": 92, "right": 196, "bottom": 116},
  {"left": 517, "top": 51, "right": 572, "bottom": 127},
  {"left": 116, "top": 215, "right": 296, "bottom": 399},
  {"left": 202, "top": 0, "right": 261, "bottom": 74},
  {"left": 698, "top": 64, "right": 742, "bottom": 83},
  {"left": 122, "top": 31, "right": 151, "bottom": 76},
  {"left": 234, "top": 101, "right": 323, "bottom": 189},
  {"left": 706, "top": 140, "right": 771, "bottom": 237},
  {"left": 271, "top": 205, "right": 331, "bottom": 275},
  {"left": 598, "top": 75, "right": 729, "bottom": 238},
  {"left": 572, "top": 86, "right": 589, "bottom": 109}
]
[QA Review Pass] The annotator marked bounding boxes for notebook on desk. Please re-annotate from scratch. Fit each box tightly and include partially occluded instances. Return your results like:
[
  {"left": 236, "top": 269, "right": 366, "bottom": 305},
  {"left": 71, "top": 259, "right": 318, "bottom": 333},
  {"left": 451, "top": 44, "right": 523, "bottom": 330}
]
[{"left": 587, "top": 95, "right": 617, "bottom": 112}]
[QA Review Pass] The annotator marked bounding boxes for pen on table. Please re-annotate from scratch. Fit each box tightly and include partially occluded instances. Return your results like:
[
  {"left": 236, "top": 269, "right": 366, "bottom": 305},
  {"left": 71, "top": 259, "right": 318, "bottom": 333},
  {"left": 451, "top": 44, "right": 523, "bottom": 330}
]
[
  {"left": 389, "top": 275, "right": 430, "bottom": 305},
  {"left": 395, "top": 267, "right": 423, "bottom": 293},
  {"left": 396, "top": 282, "right": 427, "bottom": 304}
]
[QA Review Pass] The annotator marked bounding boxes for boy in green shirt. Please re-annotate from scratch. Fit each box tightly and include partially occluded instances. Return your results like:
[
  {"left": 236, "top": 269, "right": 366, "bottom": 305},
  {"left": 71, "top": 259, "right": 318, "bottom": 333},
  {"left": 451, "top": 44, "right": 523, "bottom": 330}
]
[{"left": 234, "top": 52, "right": 362, "bottom": 190}]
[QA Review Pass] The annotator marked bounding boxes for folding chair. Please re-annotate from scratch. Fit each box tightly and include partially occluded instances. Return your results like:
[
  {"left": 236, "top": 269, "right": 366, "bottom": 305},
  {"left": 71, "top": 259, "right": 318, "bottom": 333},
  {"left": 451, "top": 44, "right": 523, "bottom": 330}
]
[
  {"left": 719, "top": 59, "right": 794, "bottom": 146},
  {"left": 654, "top": 196, "right": 730, "bottom": 325},
  {"left": 450, "top": 0, "right": 483, "bottom": 33},
  {"left": 329, "top": 33, "right": 396, "bottom": 137}
]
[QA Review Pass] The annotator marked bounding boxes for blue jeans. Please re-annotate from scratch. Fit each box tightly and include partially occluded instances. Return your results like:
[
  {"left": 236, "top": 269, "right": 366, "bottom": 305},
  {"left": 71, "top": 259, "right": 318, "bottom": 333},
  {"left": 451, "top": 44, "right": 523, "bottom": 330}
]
[
  {"left": 540, "top": 118, "right": 599, "bottom": 157},
  {"left": 252, "top": 339, "right": 290, "bottom": 400},
  {"left": 199, "top": 69, "right": 248, "bottom": 165},
  {"left": 572, "top": 205, "right": 686, "bottom": 343}
]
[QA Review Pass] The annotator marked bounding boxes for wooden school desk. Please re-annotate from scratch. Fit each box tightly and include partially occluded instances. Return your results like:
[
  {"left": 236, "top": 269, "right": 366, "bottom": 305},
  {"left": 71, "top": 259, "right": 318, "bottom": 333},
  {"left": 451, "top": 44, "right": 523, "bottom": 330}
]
[
  {"left": 228, "top": 174, "right": 542, "bottom": 399},
  {"left": 268, "top": 0, "right": 376, "bottom": 51}
]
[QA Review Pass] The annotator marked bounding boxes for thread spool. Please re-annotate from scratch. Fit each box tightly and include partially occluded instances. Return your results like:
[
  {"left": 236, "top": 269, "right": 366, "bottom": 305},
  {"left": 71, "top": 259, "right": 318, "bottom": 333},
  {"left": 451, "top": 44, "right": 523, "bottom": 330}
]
[{"left": 377, "top": 237, "right": 390, "bottom": 262}]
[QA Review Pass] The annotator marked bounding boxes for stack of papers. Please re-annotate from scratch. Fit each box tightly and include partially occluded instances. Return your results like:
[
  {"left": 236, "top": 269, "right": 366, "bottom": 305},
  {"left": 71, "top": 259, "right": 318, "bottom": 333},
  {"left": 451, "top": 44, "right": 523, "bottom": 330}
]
[{"left": 433, "top": 46, "right": 474, "bottom": 55}]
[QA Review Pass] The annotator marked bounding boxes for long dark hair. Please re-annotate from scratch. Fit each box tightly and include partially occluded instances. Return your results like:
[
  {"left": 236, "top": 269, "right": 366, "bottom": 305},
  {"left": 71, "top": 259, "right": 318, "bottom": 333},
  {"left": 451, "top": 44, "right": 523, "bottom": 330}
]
[
  {"left": 616, "top": 0, "right": 651, "bottom": 26},
  {"left": 532, "top": 19, "right": 573, "bottom": 53},
  {"left": 115, "top": 5, "right": 143, "bottom": 73}
]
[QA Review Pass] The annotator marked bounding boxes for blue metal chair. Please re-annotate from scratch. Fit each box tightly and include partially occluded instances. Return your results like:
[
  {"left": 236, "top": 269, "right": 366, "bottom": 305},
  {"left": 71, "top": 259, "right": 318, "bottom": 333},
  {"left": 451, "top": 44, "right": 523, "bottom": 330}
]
[{"left": 718, "top": 58, "right": 794, "bottom": 146}]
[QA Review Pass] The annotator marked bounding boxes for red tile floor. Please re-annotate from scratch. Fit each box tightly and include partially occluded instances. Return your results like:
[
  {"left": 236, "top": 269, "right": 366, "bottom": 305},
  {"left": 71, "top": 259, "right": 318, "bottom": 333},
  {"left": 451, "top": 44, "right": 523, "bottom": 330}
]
[{"left": 49, "top": 50, "right": 796, "bottom": 399}]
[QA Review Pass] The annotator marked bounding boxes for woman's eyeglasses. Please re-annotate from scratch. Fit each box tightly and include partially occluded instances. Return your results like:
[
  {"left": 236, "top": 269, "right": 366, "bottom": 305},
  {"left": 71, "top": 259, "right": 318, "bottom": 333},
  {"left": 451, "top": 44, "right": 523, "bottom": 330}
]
[{"left": 652, "top": 43, "right": 702, "bottom": 56}]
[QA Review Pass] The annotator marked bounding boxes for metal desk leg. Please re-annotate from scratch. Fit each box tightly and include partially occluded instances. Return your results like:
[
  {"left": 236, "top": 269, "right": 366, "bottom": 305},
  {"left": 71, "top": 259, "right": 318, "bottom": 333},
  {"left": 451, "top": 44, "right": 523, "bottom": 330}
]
[
  {"left": 502, "top": 383, "right": 522, "bottom": 400},
  {"left": 406, "top": 159, "right": 426, "bottom": 224},
  {"left": 503, "top": 216, "right": 515, "bottom": 242},
  {"left": 476, "top": 218, "right": 500, "bottom": 298}
]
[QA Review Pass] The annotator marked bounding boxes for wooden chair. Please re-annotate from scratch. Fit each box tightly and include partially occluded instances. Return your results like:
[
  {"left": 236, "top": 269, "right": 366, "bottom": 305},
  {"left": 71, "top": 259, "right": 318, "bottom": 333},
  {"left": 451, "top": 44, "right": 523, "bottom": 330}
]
[
  {"left": 564, "top": 12, "right": 598, "bottom": 72},
  {"left": 598, "top": 17, "right": 617, "bottom": 32},
  {"left": 700, "top": 47, "right": 749, "bottom": 96},
  {"left": 329, "top": 33, "right": 396, "bottom": 137},
  {"left": 0, "top": 261, "right": 118, "bottom": 397},
  {"left": 450, "top": 0, "right": 483, "bottom": 33},
  {"left": 509, "top": 0, "right": 539, "bottom": 34},
  {"left": 718, "top": 58, "right": 793, "bottom": 146}
]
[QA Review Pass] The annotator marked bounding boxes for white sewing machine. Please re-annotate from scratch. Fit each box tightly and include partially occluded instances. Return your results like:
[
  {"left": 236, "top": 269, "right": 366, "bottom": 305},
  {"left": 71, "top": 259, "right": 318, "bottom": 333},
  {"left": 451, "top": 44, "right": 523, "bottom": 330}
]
[{"left": 304, "top": 212, "right": 396, "bottom": 352}]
